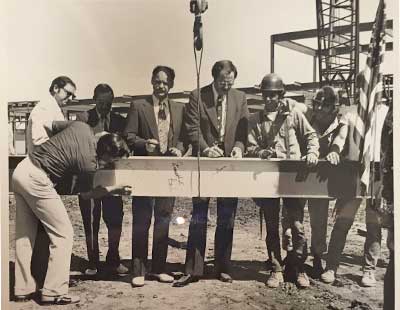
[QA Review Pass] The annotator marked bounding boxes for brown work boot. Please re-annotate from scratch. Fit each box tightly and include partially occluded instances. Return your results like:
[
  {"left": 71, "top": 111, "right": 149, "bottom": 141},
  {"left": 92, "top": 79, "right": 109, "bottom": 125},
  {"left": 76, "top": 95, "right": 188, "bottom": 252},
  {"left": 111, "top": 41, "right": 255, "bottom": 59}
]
[
  {"left": 266, "top": 271, "right": 284, "bottom": 288},
  {"left": 361, "top": 270, "right": 376, "bottom": 287},
  {"left": 296, "top": 272, "right": 310, "bottom": 288},
  {"left": 321, "top": 269, "right": 335, "bottom": 284}
]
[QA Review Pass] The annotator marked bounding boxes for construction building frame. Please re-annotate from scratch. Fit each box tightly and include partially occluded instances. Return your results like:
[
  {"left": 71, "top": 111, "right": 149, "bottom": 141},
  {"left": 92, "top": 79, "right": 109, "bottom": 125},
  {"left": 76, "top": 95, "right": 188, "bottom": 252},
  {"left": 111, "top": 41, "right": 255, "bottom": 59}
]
[{"left": 270, "top": 19, "right": 393, "bottom": 93}]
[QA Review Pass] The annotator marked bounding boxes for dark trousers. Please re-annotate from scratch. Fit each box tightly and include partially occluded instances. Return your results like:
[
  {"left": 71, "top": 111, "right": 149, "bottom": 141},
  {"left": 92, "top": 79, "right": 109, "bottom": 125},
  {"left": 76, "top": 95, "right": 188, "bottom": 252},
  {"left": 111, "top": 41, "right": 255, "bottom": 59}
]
[
  {"left": 131, "top": 196, "right": 175, "bottom": 277},
  {"left": 79, "top": 196, "right": 124, "bottom": 268},
  {"left": 307, "top": 198, "right": 330, "bottom": 257},
  {"left": 253, "top": 198, "right": 282, "bottom": 271},
  {"left": 184, "top": 197, "right": 238, "bottom": 277},
  {"left": 254, "top": 198, "right": 307, "bottom": 272},
  {"left": 282, "top": 198, "right": 307, "bottom": 270}
]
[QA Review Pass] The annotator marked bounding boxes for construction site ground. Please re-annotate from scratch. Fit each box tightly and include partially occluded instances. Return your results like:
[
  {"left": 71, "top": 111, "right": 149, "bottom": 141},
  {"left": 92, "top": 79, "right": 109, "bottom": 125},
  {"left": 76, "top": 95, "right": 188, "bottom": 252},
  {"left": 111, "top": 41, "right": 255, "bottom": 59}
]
[{"left": 8, "top": 196, "right": 389, "bottom": 310}]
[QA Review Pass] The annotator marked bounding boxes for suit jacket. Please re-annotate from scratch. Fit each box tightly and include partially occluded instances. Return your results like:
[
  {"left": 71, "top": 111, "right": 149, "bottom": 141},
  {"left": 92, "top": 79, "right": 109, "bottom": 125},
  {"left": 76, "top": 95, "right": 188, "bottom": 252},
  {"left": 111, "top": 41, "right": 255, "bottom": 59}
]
[
  {"left": 185, "top": 83, "right": 249, "bottom": 156},
  {"left": 124, "top": 97, "right": 187, "bottom": 156},
  {"left": 76, "top": 107, "right": 126, "bottom": 135}
]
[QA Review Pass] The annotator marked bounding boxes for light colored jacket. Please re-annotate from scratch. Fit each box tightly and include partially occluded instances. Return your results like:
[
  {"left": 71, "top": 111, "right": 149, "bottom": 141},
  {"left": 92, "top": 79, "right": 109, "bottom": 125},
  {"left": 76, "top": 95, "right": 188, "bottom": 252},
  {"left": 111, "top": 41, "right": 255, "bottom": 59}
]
[{"left": 247, "top": 102, "right": 319, "bottom": 159}]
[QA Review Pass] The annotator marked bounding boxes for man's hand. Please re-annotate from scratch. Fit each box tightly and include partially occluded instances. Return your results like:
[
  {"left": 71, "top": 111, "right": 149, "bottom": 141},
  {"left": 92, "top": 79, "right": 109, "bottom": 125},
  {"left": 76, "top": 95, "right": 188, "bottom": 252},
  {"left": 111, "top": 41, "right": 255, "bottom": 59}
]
[
  {"left": 326, "top": 151, "right": 341, "bottom": 166},
  {"left": 257, "top": 149, "right": 274, "bottom": 159},
  {"left": 145, "top": 139, "right": 159, "bottom": 153},
  {"left": 168, "top": 147, "right": 183, "bottom": 157},
  {"left": 306, "top": 153, "right": 318, "bottom": 167},
  {"left": 203, "top": 146, "right": 224, "bottom": 158},
  {"left": 230, "top": 147, "right": 242, "bottom": 158},
  {"left": 80, "top": 184, "right": 132, "bottom": 200},
  {"left": 109, "top": 185, "right": 132, "bottom": 196}
]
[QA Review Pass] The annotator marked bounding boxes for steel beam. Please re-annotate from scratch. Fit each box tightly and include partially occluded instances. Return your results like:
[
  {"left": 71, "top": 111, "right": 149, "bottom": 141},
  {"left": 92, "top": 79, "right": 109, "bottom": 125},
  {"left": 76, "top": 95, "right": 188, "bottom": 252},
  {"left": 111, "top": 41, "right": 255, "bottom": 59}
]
[
  {"left": 7, "top": 156, "right": 364, "bottom": 198},
  {"left": 275, "top": 41, "right": 316, "bottom": 57},
  {"left": 271, "top": 19, "right": 393, "bottom": 42}
]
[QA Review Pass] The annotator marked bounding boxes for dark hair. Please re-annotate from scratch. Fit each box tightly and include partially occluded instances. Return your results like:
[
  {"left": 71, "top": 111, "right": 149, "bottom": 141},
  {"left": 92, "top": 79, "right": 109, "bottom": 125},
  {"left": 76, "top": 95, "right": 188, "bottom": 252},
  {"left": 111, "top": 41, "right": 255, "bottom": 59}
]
[
  {"left": 49, "top": 76, "right": 76, "bottom": 95},
  {"left": 96, "top": 133, "right": 129, "bottom": 158},
  {"left": 93, "top": 83, "right": 114, "bottom": 99},
  {"left": 211, "top": 60, "right": 238, "bottom": 80},
  {"left": 314, "top": 86, "right": 338, "bottom": 107},
  {"left": 152, "top": 65, "right": 175, "bottom": 88}
]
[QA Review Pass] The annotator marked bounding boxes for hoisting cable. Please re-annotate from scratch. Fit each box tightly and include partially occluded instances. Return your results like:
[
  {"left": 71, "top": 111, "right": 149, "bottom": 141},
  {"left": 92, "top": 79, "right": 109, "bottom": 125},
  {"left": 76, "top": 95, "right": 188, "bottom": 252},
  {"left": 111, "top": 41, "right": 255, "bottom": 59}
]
[{"left": 190, "top": 0, "right": 208, "bottom": 197}]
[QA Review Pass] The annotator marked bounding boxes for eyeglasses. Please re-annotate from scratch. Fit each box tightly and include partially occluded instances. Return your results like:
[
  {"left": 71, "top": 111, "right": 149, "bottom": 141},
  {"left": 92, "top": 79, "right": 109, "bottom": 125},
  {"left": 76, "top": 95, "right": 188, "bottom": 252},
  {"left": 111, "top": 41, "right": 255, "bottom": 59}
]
[
  {"left": 262, "top": 91, "right": 281, "bottom": 99},
  {"left": 216, "top": 77, "right": 235, "bottom": 87},
  {"left": 62, "top": 87, "right": 76, "bottom": 100}
]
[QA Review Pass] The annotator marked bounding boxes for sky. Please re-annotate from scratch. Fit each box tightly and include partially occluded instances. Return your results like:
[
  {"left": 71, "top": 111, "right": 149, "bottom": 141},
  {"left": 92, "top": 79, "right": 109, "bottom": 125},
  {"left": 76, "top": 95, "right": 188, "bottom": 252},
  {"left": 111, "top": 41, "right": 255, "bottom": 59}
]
[{"left": 4, "top": 0, "right": 396, "bottom": 102}]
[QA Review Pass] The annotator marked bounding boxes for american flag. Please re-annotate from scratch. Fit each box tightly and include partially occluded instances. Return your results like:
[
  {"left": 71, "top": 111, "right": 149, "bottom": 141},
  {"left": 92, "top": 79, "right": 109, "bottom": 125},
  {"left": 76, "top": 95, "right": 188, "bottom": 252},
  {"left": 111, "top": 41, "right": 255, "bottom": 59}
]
[{"left": 354, "top": 0, "right": 386, "bottom": 192}]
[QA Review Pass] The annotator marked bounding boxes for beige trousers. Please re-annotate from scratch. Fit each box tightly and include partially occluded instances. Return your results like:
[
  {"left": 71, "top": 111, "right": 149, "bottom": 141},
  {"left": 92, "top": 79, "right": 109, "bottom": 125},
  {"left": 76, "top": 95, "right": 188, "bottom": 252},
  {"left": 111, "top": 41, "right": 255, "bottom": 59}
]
[{"left": 12, "top": 157, "right": 73, "bottom": 297}]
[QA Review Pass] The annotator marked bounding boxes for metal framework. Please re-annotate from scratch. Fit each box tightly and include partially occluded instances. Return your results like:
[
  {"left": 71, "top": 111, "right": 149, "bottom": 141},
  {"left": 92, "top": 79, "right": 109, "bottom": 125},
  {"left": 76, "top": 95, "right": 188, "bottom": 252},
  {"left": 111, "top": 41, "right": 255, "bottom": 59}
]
[
  {"left": 316, "top": 0, "right": 359, "bottom": 100},
  {"left": 8, "top": 101, "right": 38, "bottom": 154},
  {"left": 270, "top": 19, "right": 393, "bottom": 102},
  {"left": 383, "top": 74, "right": 393, "bottom": 103}
]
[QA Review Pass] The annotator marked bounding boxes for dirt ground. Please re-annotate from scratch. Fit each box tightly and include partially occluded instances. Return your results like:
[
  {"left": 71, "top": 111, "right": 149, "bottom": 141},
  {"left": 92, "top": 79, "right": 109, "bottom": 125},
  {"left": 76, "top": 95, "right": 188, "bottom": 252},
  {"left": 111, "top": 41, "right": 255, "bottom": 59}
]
[{"left": 8, "top": 195, "right": 389, "bottom": 310}]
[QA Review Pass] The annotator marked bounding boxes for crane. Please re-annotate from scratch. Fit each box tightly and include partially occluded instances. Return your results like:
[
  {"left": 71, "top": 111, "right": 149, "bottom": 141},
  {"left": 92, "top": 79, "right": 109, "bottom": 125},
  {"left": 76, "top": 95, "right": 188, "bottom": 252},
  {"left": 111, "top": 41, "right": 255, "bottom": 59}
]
[{"left": 315, "top": 0, "right": 359, "bottom": 103}]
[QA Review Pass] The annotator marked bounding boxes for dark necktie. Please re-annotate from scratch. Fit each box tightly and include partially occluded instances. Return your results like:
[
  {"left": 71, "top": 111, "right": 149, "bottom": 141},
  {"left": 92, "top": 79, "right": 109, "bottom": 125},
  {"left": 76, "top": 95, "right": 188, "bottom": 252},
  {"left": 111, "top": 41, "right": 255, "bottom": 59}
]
[
  {"left": 158, "top": 102, "right": 167, "bottom": 120},
  {"left": 104, "top": 116, "right": 110, "bottom": 132},
  {"left": 216, "top": 95, "right": 223, "bottom": 142}
]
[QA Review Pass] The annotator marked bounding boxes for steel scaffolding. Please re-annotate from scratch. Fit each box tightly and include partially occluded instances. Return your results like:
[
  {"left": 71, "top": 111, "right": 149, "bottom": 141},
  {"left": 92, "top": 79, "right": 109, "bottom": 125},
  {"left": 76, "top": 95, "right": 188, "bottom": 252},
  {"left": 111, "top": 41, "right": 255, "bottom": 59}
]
[{"left": 316, "top": 0, "right": 359, "bottom": 102}]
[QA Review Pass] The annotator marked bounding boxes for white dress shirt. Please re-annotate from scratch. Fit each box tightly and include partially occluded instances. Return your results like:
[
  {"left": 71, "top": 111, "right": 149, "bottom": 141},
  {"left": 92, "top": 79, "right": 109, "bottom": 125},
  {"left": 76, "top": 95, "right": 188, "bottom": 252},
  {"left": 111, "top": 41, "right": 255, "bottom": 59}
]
[{"left": 26, "top": 100, "right": 65, "bottom": 154}]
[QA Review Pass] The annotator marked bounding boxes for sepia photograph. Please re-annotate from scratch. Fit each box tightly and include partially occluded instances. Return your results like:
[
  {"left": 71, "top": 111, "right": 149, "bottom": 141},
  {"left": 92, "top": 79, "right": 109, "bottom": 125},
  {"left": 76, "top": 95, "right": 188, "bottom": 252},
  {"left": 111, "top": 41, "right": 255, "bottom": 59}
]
[{"left": 3, "top": 0, "right": 398, "bottom": 309}]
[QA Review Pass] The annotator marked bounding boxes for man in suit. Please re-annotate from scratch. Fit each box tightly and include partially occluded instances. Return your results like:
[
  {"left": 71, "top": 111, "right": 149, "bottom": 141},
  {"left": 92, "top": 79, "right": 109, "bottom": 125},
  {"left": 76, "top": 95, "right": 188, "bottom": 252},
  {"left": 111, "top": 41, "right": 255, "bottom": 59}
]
[
  {"left": 76, "top": 83, "right": 128, "bottom": 276},
  {"left": 174, "top": 60, "right": 249, "bottom": 287},
  {"left": 124, "top": 66, "right": 187, "bottom": 287}
]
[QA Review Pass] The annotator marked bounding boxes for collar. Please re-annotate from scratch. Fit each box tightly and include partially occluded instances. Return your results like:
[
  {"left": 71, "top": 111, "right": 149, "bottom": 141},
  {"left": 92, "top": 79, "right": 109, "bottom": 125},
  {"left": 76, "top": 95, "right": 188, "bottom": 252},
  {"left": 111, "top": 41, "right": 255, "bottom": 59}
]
[
  {"left": 212, "top": 83, "right": 224, "bottom": 103},
  {"left": 95, "top": 107, "right": 110, "bottom": 120},
  {"left": 152, "top": 94, "right": 168, "bottom": 107},
  {"left": 319, "top": 116, "right": 339, "bottom": 138},
  {"left": 263, "top": 111, "right": 278, "bottom": 121},
  {"left": 49, "top": 99, "right": 64, "bottom": 114}
]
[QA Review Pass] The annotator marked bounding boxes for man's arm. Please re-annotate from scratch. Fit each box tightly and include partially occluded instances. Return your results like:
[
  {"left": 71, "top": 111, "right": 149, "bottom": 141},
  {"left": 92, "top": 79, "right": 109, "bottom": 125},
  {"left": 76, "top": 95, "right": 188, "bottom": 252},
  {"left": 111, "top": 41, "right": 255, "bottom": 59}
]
[
  {"left": 174, "top": 105, "right": 188, "bottom": 156},
  {"left": 325, "top": 123, "right": 348, "bottom": 165},
  {"left": 184, "top": 91, "right": 208, "bottom": 154},
  {"left": 247, "top": 127, "right": 263, "bottom": 157},
  {"left": 123, "top": 102, "right": 146, "bottom": 154},
  {"left": 29, "top": 117, "right": 49, "bottom": 147},
  {"left": 28, "top": 107, "right": 53, "bottom": 147},
  {"left": 75, "top": 111, "right": 88, "bottom": 123},
  {"left": 78, "top": 171, "right": 132, "bottom": 200},
  {"left": 112, "top": 112, "right": 127, "bottom": 135},
  {"left": 52, "top": 121, "right": 74, "bottom": 134},
  {"left": 294, "top": 110, "right": 319, "bottom": 158},
  {"left": 330, "top": 123, "right": 348, "bottom": 154},
  {"left": 233, "top": 92, "right": 249, "bottom": 154}
]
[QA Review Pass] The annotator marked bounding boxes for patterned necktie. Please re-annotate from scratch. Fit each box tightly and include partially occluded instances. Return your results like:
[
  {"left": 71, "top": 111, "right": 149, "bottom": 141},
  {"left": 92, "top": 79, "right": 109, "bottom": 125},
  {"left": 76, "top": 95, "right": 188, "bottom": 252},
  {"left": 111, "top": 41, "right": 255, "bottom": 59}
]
[
  {"left": 158, "top": 102, "right": 169, "bottom": 154},
  {"left": 158, "top": 102, "right": 167, "bottom": 120},
  {"left": 216, "top": 95, "right": 223, "bottom": 143}
]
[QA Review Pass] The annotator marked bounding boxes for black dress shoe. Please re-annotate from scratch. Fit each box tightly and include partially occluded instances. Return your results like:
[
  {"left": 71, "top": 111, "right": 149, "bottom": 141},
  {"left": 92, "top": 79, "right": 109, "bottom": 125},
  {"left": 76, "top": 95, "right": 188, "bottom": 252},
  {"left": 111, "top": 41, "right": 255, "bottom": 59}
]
[
  {"left": 219, "top": 273, "right": 233, "bottom": 283},
  {"left": 173, "top": 274, "right": 199, "bottom": 287},
  {"left": 14, "top": 292, "right": 37, "bottom": 302}
]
